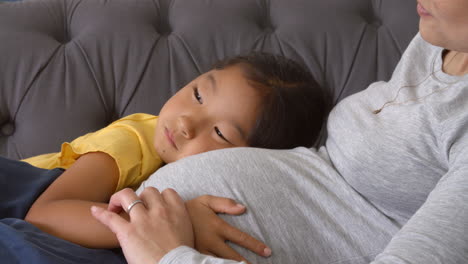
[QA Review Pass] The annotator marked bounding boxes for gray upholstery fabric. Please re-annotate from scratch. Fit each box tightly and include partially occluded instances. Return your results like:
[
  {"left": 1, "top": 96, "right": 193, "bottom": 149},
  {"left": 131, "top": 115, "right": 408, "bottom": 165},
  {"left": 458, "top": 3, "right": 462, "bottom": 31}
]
[{"left": 0, "top": 0, "right": 419, "bottom": 160}]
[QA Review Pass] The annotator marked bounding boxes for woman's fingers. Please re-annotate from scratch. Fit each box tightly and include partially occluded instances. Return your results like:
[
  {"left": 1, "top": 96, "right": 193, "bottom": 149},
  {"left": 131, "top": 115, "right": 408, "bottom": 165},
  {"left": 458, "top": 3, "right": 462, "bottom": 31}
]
[
  {"left": 161, "top": 188, "right": 186, "bottom": 212},
  {"left": 92, "top": 187, "right": 195, "bottom": 264},
  {"left": 107, "top": 188, "right": 142, "bottom": 214},
  {"left": 139, "top": 187, "right": 163, "bottom": 209},
  {"left": 91, "top": 206, "right": 129, "bottom": 235},
  {"left": 139, "top": 188, "right": 186, "bottom": 217}
]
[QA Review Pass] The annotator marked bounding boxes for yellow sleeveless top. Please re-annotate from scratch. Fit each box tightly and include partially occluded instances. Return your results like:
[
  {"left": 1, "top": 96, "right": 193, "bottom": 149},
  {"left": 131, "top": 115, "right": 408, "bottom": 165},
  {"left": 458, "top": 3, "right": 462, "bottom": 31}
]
[{"left": 23, "top": 113, "right": 163, "bottom": 191}]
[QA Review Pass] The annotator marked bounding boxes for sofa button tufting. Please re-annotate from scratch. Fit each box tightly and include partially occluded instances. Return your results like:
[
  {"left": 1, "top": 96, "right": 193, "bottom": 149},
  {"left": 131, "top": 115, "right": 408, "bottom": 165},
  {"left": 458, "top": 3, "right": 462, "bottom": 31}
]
[
  {"left": 263, "top": 27, "right": 275, "bottom": 34},
  {"left": 371, "top": 19, "right": 382, "bottom": 28},
  {"left": 0, "top": 122, "right": 15, "bottom": 136}
]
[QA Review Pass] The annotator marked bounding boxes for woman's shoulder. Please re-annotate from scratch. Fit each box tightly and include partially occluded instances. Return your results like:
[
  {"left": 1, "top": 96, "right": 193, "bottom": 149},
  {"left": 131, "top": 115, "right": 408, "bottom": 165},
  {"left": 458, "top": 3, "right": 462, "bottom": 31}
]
[
  {"left": 386, "top": 32, "right": 443, "bottom": 84},
  {"left": 401, "top": 33, "right": 439, "bottom": 60},
  {"left": 407, "top": 32, "right": 440, "bottom": 51}
]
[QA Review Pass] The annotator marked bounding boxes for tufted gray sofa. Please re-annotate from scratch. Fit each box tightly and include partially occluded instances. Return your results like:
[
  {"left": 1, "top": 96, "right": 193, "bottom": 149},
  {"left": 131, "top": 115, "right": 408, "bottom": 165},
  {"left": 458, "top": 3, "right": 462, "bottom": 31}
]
[{"left": 0, "top": 0, "right": 419, "bottom": 160}]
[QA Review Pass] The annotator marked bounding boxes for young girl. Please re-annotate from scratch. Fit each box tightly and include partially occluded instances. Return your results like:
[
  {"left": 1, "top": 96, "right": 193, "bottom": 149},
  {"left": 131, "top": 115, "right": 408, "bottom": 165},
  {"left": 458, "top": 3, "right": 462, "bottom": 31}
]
[{"left": 21, "top": 52, "right": 325, "bottom": 248}]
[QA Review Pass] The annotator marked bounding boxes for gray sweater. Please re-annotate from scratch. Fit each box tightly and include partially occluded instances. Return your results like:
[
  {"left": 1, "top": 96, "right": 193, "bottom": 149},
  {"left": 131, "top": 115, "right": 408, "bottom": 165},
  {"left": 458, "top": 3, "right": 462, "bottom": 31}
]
[{"left": 140, "top": 33, "right": 468, "bottom": 264}]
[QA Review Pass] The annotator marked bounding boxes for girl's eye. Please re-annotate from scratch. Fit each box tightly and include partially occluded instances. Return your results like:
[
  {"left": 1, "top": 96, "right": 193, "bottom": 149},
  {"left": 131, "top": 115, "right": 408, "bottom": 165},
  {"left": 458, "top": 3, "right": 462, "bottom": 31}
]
[
  {"left": 214, "top": 127, "right": 230, "bottom": 143},
  {"left": 193, "top": 87, "right": 203, "bottom": 104}
]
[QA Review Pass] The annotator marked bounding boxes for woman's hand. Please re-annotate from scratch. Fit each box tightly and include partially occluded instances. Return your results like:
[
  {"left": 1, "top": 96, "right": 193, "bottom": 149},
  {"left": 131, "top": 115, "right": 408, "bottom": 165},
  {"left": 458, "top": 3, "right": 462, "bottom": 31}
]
[
  {"left": 91, "top": 187, "right": 194, "bottom": 264},
  {"left": 186, "top": 195, "right": 272, "bottom": 263}
]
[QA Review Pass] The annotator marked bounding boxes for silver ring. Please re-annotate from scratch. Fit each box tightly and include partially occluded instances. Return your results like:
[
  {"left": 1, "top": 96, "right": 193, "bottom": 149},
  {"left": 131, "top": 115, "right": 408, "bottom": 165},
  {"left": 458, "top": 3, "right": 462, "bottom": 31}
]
[{"left": 126, "top": 199, "right": 144, "bottom": 214}]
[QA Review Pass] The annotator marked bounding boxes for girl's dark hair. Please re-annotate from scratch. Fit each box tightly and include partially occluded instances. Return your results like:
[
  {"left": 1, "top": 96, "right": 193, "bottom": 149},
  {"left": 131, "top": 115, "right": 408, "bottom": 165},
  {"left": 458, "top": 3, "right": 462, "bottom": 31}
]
[{"left": 213, "top": 52, "right": 325, "bottom": 149}]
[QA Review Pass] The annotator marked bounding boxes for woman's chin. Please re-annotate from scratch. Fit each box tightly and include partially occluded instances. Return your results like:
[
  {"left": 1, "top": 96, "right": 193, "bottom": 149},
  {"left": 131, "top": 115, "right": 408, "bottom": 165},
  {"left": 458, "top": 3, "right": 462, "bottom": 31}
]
[{"left": 419, "top": 22, "right": 442, "bottom": 47}]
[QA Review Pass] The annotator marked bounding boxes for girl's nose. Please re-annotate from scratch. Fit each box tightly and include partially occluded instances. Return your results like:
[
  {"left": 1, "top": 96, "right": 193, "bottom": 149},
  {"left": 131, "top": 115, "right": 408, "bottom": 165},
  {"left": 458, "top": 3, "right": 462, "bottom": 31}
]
[{"left": 177, "top": 115, "right": 195, "bottom": 139}]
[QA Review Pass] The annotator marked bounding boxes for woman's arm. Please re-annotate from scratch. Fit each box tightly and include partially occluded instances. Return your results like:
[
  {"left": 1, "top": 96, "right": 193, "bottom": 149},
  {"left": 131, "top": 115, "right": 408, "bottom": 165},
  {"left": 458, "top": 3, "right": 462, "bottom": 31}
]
[
  {"left": 371, "top": 122, "right": 468, "bottom": 263},
  {"left": 160, "top": 247, "right": 246, "bottom": 264},
  {"left": 25, "top": 151, "right": 122, "bottom": 248},
  {"left": 372, "top": 166, "right": 468, "bottom": 263},
  {"left": 92, "top": 187, "right": 246, "bottom": 264}
]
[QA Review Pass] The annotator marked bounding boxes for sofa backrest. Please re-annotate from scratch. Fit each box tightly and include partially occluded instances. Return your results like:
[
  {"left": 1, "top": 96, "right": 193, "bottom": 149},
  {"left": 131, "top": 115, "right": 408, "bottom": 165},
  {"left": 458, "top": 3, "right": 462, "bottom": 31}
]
[{"left": 0, "top": 0, "right": 419, "bottom": 159}]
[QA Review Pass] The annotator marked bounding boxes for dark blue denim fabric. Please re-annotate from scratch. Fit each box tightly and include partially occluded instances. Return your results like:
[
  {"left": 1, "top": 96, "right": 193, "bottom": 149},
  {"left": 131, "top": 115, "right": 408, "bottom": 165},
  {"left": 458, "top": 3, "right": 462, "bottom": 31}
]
[
  {"left": 0, "top": 157, "right": 126, "bottom": 264},
  {"left": 0, "top": 156, "right": 63, "bottom": 219}
]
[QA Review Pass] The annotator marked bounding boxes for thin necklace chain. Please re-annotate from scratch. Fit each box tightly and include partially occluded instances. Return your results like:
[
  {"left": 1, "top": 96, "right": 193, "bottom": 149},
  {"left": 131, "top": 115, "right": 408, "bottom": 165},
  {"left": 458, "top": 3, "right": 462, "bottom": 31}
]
[{"left": 373, "top": 51, "right": 460, "bottom": 114}]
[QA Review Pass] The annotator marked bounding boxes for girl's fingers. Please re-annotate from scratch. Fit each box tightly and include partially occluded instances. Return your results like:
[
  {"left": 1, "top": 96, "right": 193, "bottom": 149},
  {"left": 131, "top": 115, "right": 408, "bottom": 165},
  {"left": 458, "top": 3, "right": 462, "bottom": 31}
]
[
  {"left": 91, "top": 206, "right": 129, "bottom": 235},
  {"left": 216, "top": 218, "right": 271, "bottom": 258},
  {"left": 207, "top": 242, "right": 251, "bottom": 264},
  {"left": 189, "top": 195, "right": 271, "bottom": 257},
  {"left": 201, "top": 195, "right": 247, "bottom": 215}
]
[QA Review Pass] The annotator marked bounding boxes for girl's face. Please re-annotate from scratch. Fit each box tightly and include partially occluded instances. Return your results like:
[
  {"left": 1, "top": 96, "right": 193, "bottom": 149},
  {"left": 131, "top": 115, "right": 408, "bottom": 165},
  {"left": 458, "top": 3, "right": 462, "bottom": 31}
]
[
  {"left": 154, "top": 65, "right": 262, "bottom": 163},
  {"left": 417, "top": 0, "right": 468, "bottom": 52}
]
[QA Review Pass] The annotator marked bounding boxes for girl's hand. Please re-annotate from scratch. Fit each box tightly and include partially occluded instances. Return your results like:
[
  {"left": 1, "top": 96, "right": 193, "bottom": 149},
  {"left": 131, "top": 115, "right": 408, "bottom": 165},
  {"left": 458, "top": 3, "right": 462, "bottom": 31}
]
[
  {"left": 92, "top": 187, "right": 194, "bottom": 264},
  {"left": 186, "top": 195, "right": 272, "bottom": 263}
]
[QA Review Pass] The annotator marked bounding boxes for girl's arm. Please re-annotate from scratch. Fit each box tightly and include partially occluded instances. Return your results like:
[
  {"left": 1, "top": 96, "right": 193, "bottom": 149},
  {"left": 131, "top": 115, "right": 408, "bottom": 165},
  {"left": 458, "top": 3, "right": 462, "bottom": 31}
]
[{"left": 25, "top": 151, "right": 123, "bottom": 248}]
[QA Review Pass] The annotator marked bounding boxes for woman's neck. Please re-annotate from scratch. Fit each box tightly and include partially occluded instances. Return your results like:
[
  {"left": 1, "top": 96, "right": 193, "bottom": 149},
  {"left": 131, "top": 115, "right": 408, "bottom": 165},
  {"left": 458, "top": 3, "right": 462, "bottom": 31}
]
[{"left": 442, "top": 50, "right": 468, "bottom": 76}]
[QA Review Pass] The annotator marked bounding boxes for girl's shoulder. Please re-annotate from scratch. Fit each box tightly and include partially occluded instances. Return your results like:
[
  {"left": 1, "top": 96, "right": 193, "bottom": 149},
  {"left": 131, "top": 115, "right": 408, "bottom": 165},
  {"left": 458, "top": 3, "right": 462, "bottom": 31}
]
[{"left": 109, "top": 113, "right": 158, "bottom": 127}]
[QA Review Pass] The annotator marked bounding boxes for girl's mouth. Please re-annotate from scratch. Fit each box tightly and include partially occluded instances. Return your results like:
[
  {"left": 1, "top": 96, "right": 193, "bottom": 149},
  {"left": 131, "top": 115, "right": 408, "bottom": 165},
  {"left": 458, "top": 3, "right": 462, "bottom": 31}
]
[{"left": 165, "top": 127, "right": 178, "bottom": 150}]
